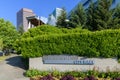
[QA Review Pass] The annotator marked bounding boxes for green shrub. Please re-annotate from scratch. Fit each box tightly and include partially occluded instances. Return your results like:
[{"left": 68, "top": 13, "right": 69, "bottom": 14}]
[
  {"left": 98, "top": 72, "right": 106, "bottom": 78},
  {"left": 15, "top": 25, "right": 120, "bottom": 58},
  {"left": 25, "top": 69, "right": 120, "bottom": 79},
  {"left": 40, "top": 71, "right": 50, "bottom": 76},
  {"left": 86, "top": 70, "right": 99, "bottom": 77},
  {"left": 52, "top": 70, "right": 61, "bottom": 77},
  {"left": 22, "top": 25, "right": 89, "bottom": 39},
  {"left": 25, "top": 69, "right": 41, "bottom": 77}
]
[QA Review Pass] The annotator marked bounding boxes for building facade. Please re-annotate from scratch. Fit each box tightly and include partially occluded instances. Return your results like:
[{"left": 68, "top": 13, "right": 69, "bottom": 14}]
[
  {"left": 17, "top": 8, "right": 36, "bottom": 31},
  {"left": 47, "top": 8, "right": 63, "bottom": 26},
  {"left": 17, "top": 8, "right": 47, "bottom": 32}
]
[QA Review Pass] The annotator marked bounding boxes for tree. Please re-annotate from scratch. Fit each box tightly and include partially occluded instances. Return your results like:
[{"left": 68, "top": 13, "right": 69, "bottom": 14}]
[
  {"left": 114, "top": 4, "right": 120, "bottom": 18},
  {"left": 86, "top": 0, "right": 113, "bottom": 31},
  {"left": 0, "top": 18, "right": 20, "bottom": 49},
  {"left": 86, "top": 1, "right": 96, "bottom": 30},
  {"left": 69, "top": 4, "right": 86, "bottom": 28},
  {"left": 95, "top": 0, "right": 113, "bottom": 30},
  {"left": 56, "top": 8, "right": 67, "bottom": 28},
  {"left": 112, "top": 4, "right": 120, "bottom": 29},
  {"left": 0, "top": 38, "right": 3, "bottom": 50}
]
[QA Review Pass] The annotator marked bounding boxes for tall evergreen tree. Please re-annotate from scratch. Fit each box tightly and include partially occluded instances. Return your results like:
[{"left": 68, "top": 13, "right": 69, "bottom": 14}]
[
  {"left": 94, "top": 0, "right": 113, "bottom": 30},
  {"left": 86, "top": 0, "right": 113, "bottom": 31},
  {"left": 86, "top": 1, "right": 96, "bottom": 30},
  {"left": 114, "top": 4, "right": 120, "bottom": 18},
  {"left": 56, "top": 8, "right": 67, "bottom": 28},
  {"left": 69, "top": 4, "right": 86, "bottom": 28},
  {"left": 112, "top": 4, "right": 120, "bottom": 29}
]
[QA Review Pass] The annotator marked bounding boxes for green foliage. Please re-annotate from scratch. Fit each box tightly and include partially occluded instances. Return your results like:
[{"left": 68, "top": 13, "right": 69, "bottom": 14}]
[
  {"left": 26, "top": 69, "right": 120, "bottom": 79},
  {"left": 98, "top": 72, "right": 106, "bottom": 78},
  {"left": 112, "top": 4, "right": 120, "bottom": 29},
  {"left": 95, "top": 0, "right": 113, "bottom": 30},
  {"left": 86, "top": 0, "right": 113, "bottom": 31},
  {"left": 63, "top": 71, "right": 81, "bottom": 77},
  {"left": 0, "top": 38, "right": 3, "bottom": 50},
  {"left": 22, "top": 25, "right": 63, "bottom": 38},
  {"left": 69, "top": 4, "right": 86, "bottom": 28},
  {"left": 26, "top": 69, "right": 50, "bottom": 77},
  {"left": 56, "top": 8, "right": 67, "bottom": 28},
  {"left": 114, "top": 4, "right": 120, "bottom": 19},
  {"left": 0, "top": 18, "right": 20, "bottom": 49},
  {"left": 40, "top": 71, "right": 50, "bottom": 76},
  {"left": 52, "top": 70, "right": 61, "bottom": 77},
  {"left": 55, "top": 1, "right": 120, "bottom": 30},
  {"left": 14, "top": 25, "right": 120, "bottom": 58},
  {"left": 25, "top": 69, "right": 41, "bottom": 77},
  {"left": 99, "top": 72, "right": 120, "bottom": 78},
  {"left": 86, "top": 70, "right": 99, "bottom": 77},
  {"left": 86, "top": 1, "right": 96, "bottom": 30}
]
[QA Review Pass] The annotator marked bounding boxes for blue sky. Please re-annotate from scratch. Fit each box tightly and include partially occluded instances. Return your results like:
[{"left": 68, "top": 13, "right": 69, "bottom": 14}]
[{"left": 0, "top": 0, "right": 80, "bottom": 27}]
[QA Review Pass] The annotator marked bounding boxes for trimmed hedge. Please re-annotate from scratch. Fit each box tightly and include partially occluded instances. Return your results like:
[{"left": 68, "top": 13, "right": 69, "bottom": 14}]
[
  {"left": 22, "top": 25, "right": 89, "bottom": 38},
  {"left": 14, "top": 25, "right": 120, "bottom": 58}
]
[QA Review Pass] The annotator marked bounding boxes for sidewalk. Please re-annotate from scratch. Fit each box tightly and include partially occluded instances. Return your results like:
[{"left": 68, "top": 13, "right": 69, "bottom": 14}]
[
  {"left": 14, "top": 77, "right": 29, "bottom": 80},
  {"left": 0, "top": 54, "right": 27, "bottom": 80}
]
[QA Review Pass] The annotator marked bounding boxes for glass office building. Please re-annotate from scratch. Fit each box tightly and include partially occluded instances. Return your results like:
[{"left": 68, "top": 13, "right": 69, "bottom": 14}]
[{"left": 47, "top": 8, "right": 63, "bottom": 26}]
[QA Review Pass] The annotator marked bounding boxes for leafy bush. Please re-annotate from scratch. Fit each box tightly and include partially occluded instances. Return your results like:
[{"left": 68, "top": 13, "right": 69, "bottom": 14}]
[
  {"left": 41, "top": 71, "right": 50, "bottom": 76},
  {"left": 26, "top": 69, "right": 120, "bottom": 79},
  {"left": 60, "top": 75, "right": 75, "bottom": 80},
  {"left": 15, "top": 25, "right": 120, "bottom": 58},
  {"left": 86, "top": 70, "right": 99, "bottom": 77},
  {"left": 52, "top": 70, "right": 61, "bottom": 77},
  {"left": 22, "top": 25, "right": 89, "bottom": 39},
  {"left": 63, "top": 71, "right": 81, "bottom": 77},
  {"left": 0, "top": 18, "right": 20, "bottom": 49},
  {"left": 25, "top": 69, "right": 41, "bottom": 77},
  {"left": 98, "top": 72, "right": 106, "bottom": 78}
]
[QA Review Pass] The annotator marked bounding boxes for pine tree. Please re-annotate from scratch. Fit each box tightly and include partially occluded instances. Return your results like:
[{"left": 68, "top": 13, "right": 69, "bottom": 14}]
[
  {"left": 86, "top": 0, "right": 113, "bottom": 31},
  {"left": 112, "top": 4, "right": 120, "bottom": 29},
  {"left": 69, "top": 4, "right": 86, "bottom": 28},
  {"left": 94, "top": 0, "right": 113, "bottom": 30},
  {"left": 86, "top": 1, "right": 96, "bottom": 30},
  {"left": 56, "top": 8, "right": 67, "bottom": 28}
]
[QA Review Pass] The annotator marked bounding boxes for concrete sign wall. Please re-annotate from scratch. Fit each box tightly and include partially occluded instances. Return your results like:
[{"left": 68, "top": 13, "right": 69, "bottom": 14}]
[{"left": 29, "top": 57, "right": 120, "bottom": 72}]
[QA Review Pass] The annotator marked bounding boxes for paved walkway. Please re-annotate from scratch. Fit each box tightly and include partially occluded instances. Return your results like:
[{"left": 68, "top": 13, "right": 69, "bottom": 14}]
[{"left": 0, "top": 54, "right": 29, "bottom": 80}]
